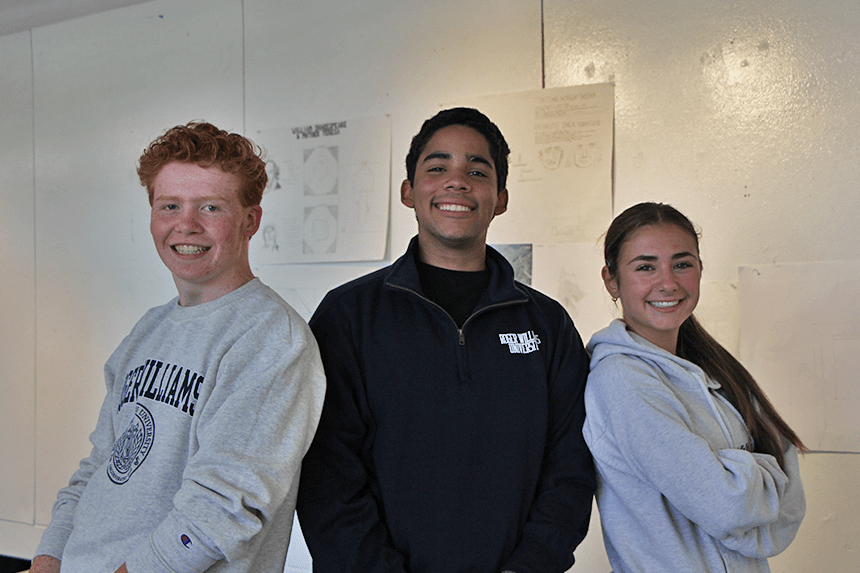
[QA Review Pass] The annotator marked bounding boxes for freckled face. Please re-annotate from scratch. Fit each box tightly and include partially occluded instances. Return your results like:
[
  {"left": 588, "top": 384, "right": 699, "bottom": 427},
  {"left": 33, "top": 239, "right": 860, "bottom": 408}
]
[
  {"left": 150, "top": 162, "right": 261, "bottom": 305},
  {"left": 603, "top": 224, "right": 702, "bottom": 353},
  {"left": 400, "top": 125, "right": 508, "bottom": 256}
]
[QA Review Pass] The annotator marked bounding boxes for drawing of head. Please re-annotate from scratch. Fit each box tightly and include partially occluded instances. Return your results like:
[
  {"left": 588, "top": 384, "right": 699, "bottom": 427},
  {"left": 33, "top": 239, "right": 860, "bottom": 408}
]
[
  {"left": 262, "top": 224, "right": 279, "bottom": 250},
  {"left": 539, "top": 146, "right": 564, "bottom": 170},
  {"left": 265, "top": 159, "right": 281, "bottom": 191}
]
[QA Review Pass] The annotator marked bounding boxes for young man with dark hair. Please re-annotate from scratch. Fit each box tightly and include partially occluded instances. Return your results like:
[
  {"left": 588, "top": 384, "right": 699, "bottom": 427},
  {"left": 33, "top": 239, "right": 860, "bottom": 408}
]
[
  {"left": 31, "top": 122, "right": 326, "bottom": 573},
  {"left": 297, "top": 108, "right": 595, "bottom": 573}
]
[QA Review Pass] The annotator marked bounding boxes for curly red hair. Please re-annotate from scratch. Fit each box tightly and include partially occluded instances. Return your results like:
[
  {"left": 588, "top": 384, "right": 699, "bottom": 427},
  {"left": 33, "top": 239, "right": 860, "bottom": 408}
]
[{"left": 138, "top": 121, "right": 267, "bottom": 207}]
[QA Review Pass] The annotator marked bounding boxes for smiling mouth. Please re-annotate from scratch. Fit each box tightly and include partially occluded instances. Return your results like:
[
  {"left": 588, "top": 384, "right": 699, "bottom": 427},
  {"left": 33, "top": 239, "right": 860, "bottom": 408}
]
[
  {"left": 173, "top": 245, "right": 210, "bottom": 255},
  {"left": 436, "top": 203, "right": 472, "bottom": 212},
  {"left": 649, "top": 300, "right": 680, "bottom": 308}
]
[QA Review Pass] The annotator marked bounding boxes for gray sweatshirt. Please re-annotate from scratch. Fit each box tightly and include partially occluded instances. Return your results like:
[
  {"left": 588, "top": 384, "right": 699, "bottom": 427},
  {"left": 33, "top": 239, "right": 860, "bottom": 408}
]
[
  {"left": 583, "top": 319, "right": 805, "bottom": 573},
  {"left": 36, "top": 279, "right": 326, "bottom": 573}
]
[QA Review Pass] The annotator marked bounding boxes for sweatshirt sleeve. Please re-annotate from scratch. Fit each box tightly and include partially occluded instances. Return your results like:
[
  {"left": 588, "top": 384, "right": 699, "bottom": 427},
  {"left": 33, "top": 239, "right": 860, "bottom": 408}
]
[
  {"left": 34, "top": 376, "right": 119, "bottom": 561},
  {"left": 125, "top": 316, "right": 326, "bottom": 573},
  {"left": 717, "top": 444, "right": 805, "bottom": 557},
  {"left": 589, "top": 357, "right": 804, "bottom": 558},
  {"left": 502, "top": 306, "right": 596, "bottom": 573},
  {"left": 295, "top": 296, "right": 409, "bottom": 573}
]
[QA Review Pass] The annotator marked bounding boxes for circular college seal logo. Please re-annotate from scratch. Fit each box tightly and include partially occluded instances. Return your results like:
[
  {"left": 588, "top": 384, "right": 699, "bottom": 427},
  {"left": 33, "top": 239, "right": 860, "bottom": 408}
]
[{"left": 108, "top": 404, "right": 155, "bottom": 484}]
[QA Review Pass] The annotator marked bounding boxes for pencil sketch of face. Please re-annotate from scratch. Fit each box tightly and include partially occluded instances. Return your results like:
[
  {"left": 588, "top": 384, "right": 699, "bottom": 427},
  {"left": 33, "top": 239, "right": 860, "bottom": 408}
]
[
  {"left": 539, "top": 146, "right": 563, "bottom": 170},
  {"left": 574, "top": 143, "right": 595, "bottom": 168},
  {"left": 262, "top": 224, "right": 279, "bottom": 250},
  {"left": 266, "top": 160, "right": 281, "bottom": 191}
]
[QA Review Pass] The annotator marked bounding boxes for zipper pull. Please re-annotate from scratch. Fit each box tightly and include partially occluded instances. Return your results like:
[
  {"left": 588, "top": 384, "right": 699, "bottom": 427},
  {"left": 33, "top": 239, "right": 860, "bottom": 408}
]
[{"left": 458, "top": 329, "right": 465, "bottom": 345}]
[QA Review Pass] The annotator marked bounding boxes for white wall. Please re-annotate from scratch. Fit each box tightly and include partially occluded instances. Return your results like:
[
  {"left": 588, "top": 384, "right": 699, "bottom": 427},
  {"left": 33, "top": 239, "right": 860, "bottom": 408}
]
[
  {"left": 0, "top": 29, "right": 36, "bottom": 533},
  {"left": 1, "top": 0, "right": 857, "bottom": 570}
]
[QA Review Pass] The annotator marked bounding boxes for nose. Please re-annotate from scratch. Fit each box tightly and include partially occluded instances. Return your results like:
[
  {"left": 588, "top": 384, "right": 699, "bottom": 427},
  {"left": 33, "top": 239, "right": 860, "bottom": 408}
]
[
  {"left": 657, "top": 267, "right": 680, "bottom": 292},
  {"left": 175, "top": 208, "right": 203, "bottom": 233},
  {"left": 444, "top": 167, "right": 470, "bottom": 192}
]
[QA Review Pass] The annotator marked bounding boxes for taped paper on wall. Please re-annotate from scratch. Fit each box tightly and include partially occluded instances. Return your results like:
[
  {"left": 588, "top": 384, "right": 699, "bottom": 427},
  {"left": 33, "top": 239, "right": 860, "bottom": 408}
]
[
  {"left": 253, "top": 115, "right": 391, "bottom": 263},
  {"left": 739, "top": 261, "right": 860, "bottom": 452},
  {"left": 448, "top": 83, "right": 614, "bottom": 245}
]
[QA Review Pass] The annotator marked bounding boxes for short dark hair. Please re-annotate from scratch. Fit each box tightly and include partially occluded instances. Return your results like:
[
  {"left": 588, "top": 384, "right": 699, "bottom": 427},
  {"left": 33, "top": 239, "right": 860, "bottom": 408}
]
[
  {"left": 138, "top": 121, "right": 267, "bottom": 207},
  {"left": 405, "top": 107, "right": 510, "bottom": 194}
]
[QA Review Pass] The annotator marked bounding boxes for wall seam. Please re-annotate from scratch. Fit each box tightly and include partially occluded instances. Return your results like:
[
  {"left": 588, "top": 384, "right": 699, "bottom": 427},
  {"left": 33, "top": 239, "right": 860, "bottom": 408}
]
[
  {"left": 29, "top": 28, "right": 38, "bottom": 528},
  {"left": 241, "top": 0, "right": 247, "bottom": 134},
  {"left": 540, "top": 0, "right": 545, "bottom": 89}
]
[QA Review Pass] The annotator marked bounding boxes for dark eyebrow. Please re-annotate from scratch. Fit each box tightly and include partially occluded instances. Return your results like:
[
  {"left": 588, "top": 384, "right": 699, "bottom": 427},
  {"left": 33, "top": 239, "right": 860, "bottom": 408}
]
[
  {"left": 421, "top": 151, "right": 452, "bottom": 163},
  {"left": 468, "top": 154, "right": 494, "bottom": 169},
  {"left": 672, "top": 251, "right": 698, "bottom": 260},
  {"left": 626, "top": 251, "right": 697, "bottom": 265},
  {"left": 420, "top": 152, "right": 494, "bottom": 170},
  {"left": 627, "top": 255, "right": 657, "bottom": 265}
]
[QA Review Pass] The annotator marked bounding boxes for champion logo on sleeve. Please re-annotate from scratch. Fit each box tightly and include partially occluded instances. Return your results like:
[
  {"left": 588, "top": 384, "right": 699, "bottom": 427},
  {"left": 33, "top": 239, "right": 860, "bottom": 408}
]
[
  {"left": 498, "top": 331, "right": 541, "bottom": 354},
  {"left": 181, "top": 534, "right": 193, "bottom": 549}
]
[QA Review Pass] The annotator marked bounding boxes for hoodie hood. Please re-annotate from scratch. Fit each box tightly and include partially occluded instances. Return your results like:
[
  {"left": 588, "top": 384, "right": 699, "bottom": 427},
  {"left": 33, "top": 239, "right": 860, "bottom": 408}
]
[{"left": 587, "top": 319, "right": 722, "bottom": 392}]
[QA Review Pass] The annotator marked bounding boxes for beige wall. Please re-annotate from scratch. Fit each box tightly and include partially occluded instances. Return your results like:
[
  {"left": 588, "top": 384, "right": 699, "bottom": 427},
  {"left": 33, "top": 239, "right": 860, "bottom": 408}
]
[{"left": 1, "top": 0, "right": 857, "bottom": 570}]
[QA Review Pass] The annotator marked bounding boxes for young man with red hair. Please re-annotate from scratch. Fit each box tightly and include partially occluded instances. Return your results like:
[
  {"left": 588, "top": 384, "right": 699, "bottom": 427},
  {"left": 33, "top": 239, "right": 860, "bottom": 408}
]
[{"left": 32, "top": 122, "right": 326, "bottom": 573}]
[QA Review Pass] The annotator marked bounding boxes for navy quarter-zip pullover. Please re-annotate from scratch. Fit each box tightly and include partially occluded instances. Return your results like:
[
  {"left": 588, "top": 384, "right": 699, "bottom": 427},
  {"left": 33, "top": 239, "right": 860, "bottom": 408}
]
[{"left": 297, "top": 237, "right": 595, "bottom": 573}]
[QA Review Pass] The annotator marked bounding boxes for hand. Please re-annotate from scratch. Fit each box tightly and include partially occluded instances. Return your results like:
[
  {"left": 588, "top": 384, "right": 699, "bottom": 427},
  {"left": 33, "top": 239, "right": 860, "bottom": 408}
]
[{"left": 30, "top": 555, "right": 61, "bottom": 573}]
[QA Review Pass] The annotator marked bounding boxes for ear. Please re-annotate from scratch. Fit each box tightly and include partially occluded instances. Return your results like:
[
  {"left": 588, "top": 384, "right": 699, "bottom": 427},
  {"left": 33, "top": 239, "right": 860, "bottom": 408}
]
[
  {"left": 494, "top": 188, "right": 509, "bottom": 216},
  {"left": 601, "top": 265, "right": 619, "bottom": 299},
  {"left": 400, "top": 179, "right": 415, "bottom": 208},
  {"left": 245, "top": 205, "right": 263, "bottom": 238}
]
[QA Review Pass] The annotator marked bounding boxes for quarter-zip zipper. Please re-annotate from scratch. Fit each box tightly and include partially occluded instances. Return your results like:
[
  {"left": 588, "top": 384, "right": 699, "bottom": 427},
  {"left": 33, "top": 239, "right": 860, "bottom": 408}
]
[{"left": 386, "top": 282, "right": 527, "bottom": 346}]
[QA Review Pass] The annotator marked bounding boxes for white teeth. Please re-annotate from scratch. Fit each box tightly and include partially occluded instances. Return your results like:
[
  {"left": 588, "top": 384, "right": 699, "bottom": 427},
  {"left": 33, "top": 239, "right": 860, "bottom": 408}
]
[
  {"left": 650, "top": 300, "right": 679, "bottom": 308},
  {"left": 174, "top": 245, "right": 208, "bottom": 255},
  {"left": 438, "top": 204, "right": 471, "bottom": 212}
]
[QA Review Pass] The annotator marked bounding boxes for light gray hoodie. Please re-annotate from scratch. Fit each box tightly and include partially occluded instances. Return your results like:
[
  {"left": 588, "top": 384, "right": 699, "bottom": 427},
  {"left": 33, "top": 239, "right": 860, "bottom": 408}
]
[{"left": 583, "top": 319, "right": 805, "bottom": 573}]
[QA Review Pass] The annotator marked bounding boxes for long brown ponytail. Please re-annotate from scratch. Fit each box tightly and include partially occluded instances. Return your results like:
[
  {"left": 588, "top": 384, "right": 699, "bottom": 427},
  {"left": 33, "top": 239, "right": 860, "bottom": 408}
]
[{"left": 677, "top": 315, "right": 807, "bottom": 467}]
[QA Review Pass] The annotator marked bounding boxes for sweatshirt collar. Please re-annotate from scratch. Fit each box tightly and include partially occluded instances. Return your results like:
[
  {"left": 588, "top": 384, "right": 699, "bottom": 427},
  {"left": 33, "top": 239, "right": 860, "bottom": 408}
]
[{"left": 168, "top": 278, "right": 263, "bottom": 321}]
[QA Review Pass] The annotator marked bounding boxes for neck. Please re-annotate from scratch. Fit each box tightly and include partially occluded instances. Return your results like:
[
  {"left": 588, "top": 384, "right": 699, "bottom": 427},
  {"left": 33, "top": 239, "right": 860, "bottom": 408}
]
[
  {"left": 641, "top": 329, "right": 679, "bottom": 355},
  {"left": 417, "top": 245, "right": 487, "bottom": 271},
  {"left": 416, "top": 236, "right": 487, "bottom": 272},
  {"left": 175, "top": 269, "right": 255, "bottom": 307}
]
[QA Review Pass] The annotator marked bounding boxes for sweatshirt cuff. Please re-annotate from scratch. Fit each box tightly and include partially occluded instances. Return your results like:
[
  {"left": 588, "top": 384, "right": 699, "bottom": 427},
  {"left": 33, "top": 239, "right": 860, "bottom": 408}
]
[
  {"left": 126, "top": 512, "right": 220, "bottom": 573},
  {"left": 34, "top": 524, "right": 73, "bottom": 561}
]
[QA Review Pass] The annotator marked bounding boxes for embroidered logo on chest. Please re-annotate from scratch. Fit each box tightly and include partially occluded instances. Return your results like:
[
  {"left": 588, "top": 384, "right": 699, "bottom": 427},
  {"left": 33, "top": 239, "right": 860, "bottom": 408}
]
[
  {"left": 499, "top": 331, "right": 542, "bottom": 354},
  {"left": 107, "top": 404, "right": 155, "bottom": 484}
]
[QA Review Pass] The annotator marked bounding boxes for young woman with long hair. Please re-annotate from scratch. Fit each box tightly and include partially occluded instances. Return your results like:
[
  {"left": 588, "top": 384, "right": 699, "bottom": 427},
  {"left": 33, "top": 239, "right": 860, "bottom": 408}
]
[{"left": 583, "top": 202, "right": 806, "bottom": 572}]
